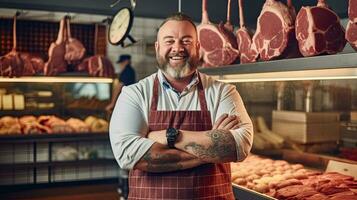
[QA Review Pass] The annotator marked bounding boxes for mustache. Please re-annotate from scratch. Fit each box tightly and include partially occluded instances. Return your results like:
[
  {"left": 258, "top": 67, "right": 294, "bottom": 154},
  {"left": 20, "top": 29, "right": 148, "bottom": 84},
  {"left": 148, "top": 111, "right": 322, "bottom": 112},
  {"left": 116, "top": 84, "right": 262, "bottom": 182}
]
[{"left": 167, "top": 52, "right": 188, "bottom": 58}]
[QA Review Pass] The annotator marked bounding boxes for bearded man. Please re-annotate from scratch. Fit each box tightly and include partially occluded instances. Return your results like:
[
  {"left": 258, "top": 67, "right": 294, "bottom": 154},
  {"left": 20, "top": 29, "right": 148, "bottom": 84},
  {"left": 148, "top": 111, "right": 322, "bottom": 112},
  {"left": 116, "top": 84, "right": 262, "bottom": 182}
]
[{"left": 109, "top": 12, "right": 253, "bottom": 200}]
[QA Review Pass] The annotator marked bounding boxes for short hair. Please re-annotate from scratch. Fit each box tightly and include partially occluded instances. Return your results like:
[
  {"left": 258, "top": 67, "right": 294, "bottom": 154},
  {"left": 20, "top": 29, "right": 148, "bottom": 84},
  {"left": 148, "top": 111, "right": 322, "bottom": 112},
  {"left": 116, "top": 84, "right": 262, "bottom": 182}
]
[{"left": 158, "top": 12, "right": 197, "bottom": 32}]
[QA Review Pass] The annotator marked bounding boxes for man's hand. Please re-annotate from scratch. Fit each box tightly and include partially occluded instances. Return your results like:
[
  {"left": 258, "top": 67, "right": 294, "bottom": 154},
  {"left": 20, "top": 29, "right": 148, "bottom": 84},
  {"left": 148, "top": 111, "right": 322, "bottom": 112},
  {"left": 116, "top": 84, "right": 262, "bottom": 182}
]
[{"left": 212, "top": 114, "right": 240, "bottom": 130}]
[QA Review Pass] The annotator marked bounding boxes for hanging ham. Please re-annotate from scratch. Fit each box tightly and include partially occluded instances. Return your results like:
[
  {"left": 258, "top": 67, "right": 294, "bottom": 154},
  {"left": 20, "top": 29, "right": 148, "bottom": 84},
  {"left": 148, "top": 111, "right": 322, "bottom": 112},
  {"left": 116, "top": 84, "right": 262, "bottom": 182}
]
[
  {"left": 0, "top": 14, "right": 44, "bottom": 77},
  {"left": 236, "top": 0, "right": 259, "bottom": 63},
  {"left": 197, "top": 0, "right": 239, "bottom": 67},
  {"left": 64, "top": 17, "right": 86, "bottom": 65},
  {"left": 295, "top": 0, "right": 346, "bottom": 57},
  {"left": 346, "top": 0, "right": 357, "bottom": 51},
  {"left": 252, "top": 0, "right": 297, "bottom": 61},
  {"left": 44, "top": 18, "right": 67, "bottom": 75}
]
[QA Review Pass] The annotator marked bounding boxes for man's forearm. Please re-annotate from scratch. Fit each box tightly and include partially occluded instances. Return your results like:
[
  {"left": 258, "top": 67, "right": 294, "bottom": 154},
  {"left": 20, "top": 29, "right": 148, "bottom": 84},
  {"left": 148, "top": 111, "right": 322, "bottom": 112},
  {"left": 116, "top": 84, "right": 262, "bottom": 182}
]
[
  {"left": 110, "top": 81, "right": 123, "bottom": 104},
  {"left": 134, "top": 142, "right": 206, "bottom": 173},
  {"left": 177, "top": 129, "right": 237, "bottom": 163},
  {"left": 147, "top": 130, "right": 237, "bottom": 163}
]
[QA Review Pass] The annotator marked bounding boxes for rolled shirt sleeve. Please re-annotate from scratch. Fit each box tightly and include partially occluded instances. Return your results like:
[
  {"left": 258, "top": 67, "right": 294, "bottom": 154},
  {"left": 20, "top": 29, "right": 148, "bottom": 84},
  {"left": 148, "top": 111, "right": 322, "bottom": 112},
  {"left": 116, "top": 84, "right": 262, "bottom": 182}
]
[
  {"left": 109, "top": 86, "right": 154, "bottom": 170},
  {"left": 216, "top": 84, "right": 254, "bottom": 162}
]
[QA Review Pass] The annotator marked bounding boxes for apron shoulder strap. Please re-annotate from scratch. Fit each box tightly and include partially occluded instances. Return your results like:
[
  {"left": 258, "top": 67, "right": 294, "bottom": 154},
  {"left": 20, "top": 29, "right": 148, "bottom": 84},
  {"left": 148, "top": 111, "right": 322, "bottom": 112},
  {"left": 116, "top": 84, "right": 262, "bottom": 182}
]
[
  {"left": 197, "top": 73, "right": 209, "bottom": 112},
  {"left": 150, "top": 75, "right": 159, "bottom": 111},
  {"left": 150, "top": 73, "right": 209, "bottom": 112}
]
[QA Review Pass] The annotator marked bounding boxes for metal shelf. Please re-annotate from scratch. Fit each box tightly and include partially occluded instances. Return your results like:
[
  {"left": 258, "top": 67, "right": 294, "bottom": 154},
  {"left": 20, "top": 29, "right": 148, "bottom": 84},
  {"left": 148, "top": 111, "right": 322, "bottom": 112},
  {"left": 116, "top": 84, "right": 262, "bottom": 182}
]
[
  {"left": 232, "top": 183, "right": 276, "bottom": 200},
  {"left": 199, "top": 53, "right": 357, "bottom": 82},
  {"left": 0, "top": 72, "right": 113, "bottom": 83},
  {"left": 0, "top": 133, "right": 109, "bottom": 143},
  {"left": 0, "top": 159, "right": 116, "bottom": 169}
]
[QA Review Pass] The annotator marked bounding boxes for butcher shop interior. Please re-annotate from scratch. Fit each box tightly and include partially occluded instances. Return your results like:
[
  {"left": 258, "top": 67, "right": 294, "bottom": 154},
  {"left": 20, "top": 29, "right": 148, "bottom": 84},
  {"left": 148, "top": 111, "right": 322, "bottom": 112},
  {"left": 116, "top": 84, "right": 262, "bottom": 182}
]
[{"left": 1, "top": 0, "right": 357, "bottom": 199}]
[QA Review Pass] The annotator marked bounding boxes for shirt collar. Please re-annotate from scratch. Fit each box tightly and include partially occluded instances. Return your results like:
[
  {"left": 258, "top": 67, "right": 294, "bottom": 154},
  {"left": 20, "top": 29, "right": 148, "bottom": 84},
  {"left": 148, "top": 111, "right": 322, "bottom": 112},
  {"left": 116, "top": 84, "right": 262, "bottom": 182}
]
[{"left": 157, "top": 70, "right": 200, "bottom": 95}]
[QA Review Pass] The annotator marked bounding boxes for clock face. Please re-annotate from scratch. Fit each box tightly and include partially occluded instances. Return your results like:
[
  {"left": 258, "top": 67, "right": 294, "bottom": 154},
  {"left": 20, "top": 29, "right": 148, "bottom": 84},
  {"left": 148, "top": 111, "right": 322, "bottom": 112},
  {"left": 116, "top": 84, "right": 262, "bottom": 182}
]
[{"left": 109, "top": 8, "right": 133, "bottom": 45}]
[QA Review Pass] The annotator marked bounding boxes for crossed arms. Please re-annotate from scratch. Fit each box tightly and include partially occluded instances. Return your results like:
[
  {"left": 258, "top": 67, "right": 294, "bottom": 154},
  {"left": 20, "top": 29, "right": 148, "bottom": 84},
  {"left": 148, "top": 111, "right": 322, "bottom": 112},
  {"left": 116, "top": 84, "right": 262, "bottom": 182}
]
[{"left": 134, "top": 114, "right": 240, "bottom": 173}]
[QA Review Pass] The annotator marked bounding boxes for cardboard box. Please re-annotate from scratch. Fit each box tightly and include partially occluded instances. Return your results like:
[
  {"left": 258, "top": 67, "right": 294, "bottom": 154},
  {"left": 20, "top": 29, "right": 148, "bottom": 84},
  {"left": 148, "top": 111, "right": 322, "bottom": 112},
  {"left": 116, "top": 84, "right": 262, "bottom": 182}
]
[{"left": 272, "top": 111, "right": 340, "bottom": 144}]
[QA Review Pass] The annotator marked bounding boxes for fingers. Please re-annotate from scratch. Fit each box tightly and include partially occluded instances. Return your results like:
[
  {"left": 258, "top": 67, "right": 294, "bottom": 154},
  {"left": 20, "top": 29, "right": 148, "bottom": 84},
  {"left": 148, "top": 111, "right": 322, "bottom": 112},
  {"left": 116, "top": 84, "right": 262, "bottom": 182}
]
[
  {"left": 224, "top": 118, "right": 240, "bottom": 130},
  {"left": 213, "top": 113, "right": 228, "bottom": 129},
  {"left": 215, "top": 115, "right": 241, "bottom": 130},
  {"left": 218, "top": 115, "right": 237, "bottom": 129}
]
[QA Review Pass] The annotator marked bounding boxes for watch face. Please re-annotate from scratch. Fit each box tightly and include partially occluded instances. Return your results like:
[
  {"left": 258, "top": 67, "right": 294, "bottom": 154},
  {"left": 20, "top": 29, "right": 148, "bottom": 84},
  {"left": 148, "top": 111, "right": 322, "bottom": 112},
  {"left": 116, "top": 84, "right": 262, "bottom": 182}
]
[
  {"left": 108, "top": 7, "right": 133, "bottom": 45},
  {"left": 167, "top": 128, "right": 178, "bottom": 137}
]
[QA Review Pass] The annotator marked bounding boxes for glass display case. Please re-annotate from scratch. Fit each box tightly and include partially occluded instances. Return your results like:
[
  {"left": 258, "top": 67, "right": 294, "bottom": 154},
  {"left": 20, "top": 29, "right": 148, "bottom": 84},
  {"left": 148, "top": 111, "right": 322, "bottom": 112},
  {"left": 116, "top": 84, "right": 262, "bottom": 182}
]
[
  {"left": 200, "top": 53, "right": 357, "bottom": 200},
  {"left": 0, "top": 76, "right": 119, "bottom": 189}
]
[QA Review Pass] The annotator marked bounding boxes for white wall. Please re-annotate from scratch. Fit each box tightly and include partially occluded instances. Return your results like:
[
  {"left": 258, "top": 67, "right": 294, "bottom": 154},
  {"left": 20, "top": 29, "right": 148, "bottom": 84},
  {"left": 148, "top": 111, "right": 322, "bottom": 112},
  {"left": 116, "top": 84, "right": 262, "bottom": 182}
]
[{"left": 107, "top": 17, "right": 163, "bottom": 81}]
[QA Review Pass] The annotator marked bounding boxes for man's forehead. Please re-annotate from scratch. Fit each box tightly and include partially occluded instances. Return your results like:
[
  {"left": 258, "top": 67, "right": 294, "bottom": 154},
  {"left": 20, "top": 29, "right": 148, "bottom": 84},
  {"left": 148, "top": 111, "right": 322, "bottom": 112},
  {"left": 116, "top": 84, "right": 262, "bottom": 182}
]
[{"left": 158, "top": 20, "right": 197, "bottom": 38}]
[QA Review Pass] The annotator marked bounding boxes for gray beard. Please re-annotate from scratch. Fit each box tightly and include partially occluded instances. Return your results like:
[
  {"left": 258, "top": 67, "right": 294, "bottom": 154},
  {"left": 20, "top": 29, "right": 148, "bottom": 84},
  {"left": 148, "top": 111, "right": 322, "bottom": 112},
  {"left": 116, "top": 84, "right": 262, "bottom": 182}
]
[{"left": 156, "top": 55, "right": 198, "bottom": 79}]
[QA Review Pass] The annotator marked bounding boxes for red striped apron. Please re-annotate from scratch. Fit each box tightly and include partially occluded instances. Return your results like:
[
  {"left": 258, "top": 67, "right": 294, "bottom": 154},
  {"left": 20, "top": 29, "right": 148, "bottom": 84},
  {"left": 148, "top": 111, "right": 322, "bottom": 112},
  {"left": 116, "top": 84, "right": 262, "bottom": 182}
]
[{"left": 129, "top": 74, "right": 234, "bottom": 199}]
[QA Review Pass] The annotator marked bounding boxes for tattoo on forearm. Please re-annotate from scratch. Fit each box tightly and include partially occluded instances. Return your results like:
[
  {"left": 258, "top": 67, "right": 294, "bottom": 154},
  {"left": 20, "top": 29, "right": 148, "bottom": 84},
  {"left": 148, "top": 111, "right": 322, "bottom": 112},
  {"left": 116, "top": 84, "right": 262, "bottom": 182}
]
[
  {"left": 184, "top": 130, "right": 236, "bottom": 161},
  {"left": 142, "top": 151, "right": 183, "bottom": 172}
]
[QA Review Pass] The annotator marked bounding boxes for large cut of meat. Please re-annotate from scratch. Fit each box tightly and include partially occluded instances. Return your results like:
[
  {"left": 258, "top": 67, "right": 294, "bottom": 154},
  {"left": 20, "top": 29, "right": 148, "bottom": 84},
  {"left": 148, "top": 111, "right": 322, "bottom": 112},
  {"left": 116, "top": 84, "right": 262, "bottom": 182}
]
[
  {"left": 19, "top": 115, "right": 52, "bottom": 134},
  {"left": 44, "top": 18, "right": 67, "bottom": 75},
  {"left": 197, "top": 0, "right": 239, "bottom": 67},
  {"left": 64, "top": 17, "right": 86, "bottom": 65},
  {"left": 296, "top": 0, "right": 346, "bottom": 57},
  {"left": 0, "top": 15, "right": 24, "bottom": 77},
  {"left": 252, "top": 0, "right": 296, "bottom": 61},
  {"left": 78, "top": 55, "right": 114, "bottom": 77},
  {"left": 236, "top": 0, "right": 259, "bottom": 63},
  {"left": 20, "top": 53, "right": 45, "bottom": 75},
  {"left": 66, "top": 118, "right": 90, "bottom": 133},
  {"left": 221, "top": 0, "right": 238, "bottom": 53},
  {"left": 0, "top": 15, "right": 44, "bottom": 77},
  {"left": 38, "top": 115, "right": 73, "bottom": 133},
  {"left": 346, "top": 0, "right": 357, "bottom": 51}
]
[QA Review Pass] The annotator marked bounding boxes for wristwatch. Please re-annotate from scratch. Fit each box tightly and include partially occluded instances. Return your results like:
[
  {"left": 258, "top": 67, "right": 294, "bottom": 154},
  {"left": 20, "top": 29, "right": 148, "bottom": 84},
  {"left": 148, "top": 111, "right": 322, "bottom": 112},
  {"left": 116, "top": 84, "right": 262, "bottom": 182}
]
[{"left": 166, "top": 127, "right": 179, "bottom": 148}]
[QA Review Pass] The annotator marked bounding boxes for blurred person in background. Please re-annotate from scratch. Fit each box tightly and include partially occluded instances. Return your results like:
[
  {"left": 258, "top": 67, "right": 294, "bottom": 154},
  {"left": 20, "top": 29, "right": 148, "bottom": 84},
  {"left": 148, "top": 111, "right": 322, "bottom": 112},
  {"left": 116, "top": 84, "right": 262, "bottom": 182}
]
[{"left": 106, "top": 54, "right": 136, "bottom": 113}]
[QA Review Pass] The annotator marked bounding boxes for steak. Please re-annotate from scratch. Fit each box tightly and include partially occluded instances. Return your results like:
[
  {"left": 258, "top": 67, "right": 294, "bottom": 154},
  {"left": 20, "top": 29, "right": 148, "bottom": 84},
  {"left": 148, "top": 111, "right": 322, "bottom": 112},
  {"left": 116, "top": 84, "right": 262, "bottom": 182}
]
[
  {"left": 252, "top": 0, "right": 296, "bottom": 61},
  {"left": 64, "top": 17, "right": 86, "bottom": 65},
  {"left": 197, "top": 0, "right": 239, "bottom": 67},
  {"left": 346, "top": 0, "right": 357, "bottom": 51},
  {"left": 44, "top": 18, "right": 67, "bottom": 75},
  {"left": 236, "top": 0, "right": 259, "bottom": 63},
  {"left": 276, "top": 185, "right": 316, "bottom": 199},
  {"left": 295, "top": 0, "right": 346, "bottom": 57}
]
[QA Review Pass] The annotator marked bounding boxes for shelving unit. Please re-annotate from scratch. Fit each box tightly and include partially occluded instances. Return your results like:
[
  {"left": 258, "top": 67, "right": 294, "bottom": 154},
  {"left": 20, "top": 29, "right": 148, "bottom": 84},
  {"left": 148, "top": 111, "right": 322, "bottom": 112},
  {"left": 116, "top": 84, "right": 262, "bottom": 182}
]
[
  {"left": 0, "top": 133, "right": 118, "bottom": 187},
  {"left": 199, "top": 53, "right": 357, "bottom": 82}
]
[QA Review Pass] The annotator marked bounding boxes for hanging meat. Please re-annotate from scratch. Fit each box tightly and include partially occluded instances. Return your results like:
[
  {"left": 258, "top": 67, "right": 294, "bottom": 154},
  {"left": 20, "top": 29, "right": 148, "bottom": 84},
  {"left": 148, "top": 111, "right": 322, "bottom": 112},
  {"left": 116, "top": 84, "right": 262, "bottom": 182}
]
[
  {"left": 346, "top": 0, "right": 357, "bottom": 51},
  {"left": 0, "top": 15, "right": 24, "bottom": 77},
  {"left": 78, "top": 55, "right": 115, "bottom": 78},
  {"left": 0, "top": 14, "right": 44, "bottom": 77},
  {"left": 77, "top": 24, "right": 114, "bottom": 77},
  {"left": 44, "top": 18, "right": 67, "bottom": 76},
  {"left": 65, "top": 17, "right": 86, "bottom": 65},
  {"left": 236, "top": 0, "right": 259, "bottom": 63},
  {"left": 295, "top": 0, "right": 346, "bottom": 57},
  {"left": 197, "top": 0, "right": 239, "bottom": 67},
  {"left": 20, "top": 53, "right": 45, "bottom": 75},
  {"left": 252, "top": 0, "right": 296, "bottom": 61},
  {"left": 221, "top": 0, "right": 239, "bottom": 55}
]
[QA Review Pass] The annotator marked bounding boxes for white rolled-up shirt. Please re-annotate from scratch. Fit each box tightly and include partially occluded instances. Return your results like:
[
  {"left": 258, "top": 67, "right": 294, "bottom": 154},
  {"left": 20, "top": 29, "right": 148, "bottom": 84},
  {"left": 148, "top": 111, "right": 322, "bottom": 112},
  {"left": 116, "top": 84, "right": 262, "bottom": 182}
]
[{"left": 109, "top": 70, "right": 254, "bottom": 170}]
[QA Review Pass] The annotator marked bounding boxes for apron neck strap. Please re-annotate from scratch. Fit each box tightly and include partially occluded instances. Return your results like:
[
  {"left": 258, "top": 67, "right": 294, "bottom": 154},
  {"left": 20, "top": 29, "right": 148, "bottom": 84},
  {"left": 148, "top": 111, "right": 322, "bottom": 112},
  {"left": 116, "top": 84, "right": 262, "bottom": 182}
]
[{"left": 150, "top": 73, "right": 208, "bottom": 112}]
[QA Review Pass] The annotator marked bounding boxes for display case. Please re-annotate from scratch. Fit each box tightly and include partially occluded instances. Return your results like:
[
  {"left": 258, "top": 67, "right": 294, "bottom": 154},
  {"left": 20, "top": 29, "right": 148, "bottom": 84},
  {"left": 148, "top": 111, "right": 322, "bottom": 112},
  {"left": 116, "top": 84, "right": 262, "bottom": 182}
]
[
  {"left": 0, "top": 76, "right": 119, "bottom": 190},
  {"left": 200, "top": 53, "right": 357, "bottom": 200}
]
